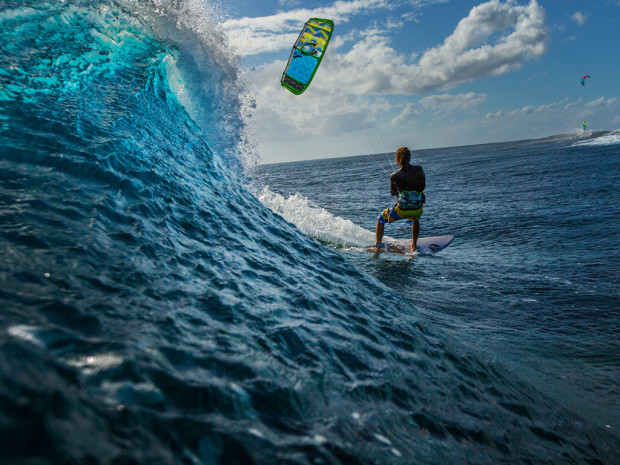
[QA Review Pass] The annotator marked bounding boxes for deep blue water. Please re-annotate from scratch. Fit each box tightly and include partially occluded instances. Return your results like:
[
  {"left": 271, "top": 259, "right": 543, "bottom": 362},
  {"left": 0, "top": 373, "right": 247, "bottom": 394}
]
[
  {"left": 1, "top": 1, "right": 619, "bottom": 464},
  {"left": 255, "top": 133, "right": 620, "bottom": 437}
]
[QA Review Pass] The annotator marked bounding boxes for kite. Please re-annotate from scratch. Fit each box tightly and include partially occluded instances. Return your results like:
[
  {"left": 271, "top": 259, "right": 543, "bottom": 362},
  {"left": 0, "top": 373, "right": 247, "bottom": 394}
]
[
  {"left": 581, "top": 75, "right": 590, "bottom": 86},
  {"left": 281, "top": 18, "right": 334, "bottom": 95}
]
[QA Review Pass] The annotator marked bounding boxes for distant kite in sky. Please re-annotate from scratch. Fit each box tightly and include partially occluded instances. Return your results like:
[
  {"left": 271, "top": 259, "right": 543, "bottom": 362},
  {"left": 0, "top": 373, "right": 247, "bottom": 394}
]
[
  {"left": 581, "top": 75, "right": 590, "bottom": 86},
  {"left": 281, "top": 18, "right": 334, "bottom": 95}
]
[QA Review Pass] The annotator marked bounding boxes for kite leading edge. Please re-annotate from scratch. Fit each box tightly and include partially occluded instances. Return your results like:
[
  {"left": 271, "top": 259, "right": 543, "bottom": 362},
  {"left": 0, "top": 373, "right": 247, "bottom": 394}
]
[{"left": 281, "top": 18, "right": 334, "bottom": 95}]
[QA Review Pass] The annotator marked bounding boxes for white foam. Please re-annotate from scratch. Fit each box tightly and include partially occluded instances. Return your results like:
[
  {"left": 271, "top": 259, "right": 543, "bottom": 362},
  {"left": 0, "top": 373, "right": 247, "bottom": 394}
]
[
  {"left": 66, "top": 353, "right": 124, "bottom": 374},
  {"left": 257, "top": 187, "right": 375, "bottom": 247},
  {"left": 7, "top": 325, "right": 45, "bottom": 347},
  {"left": 248, "top": 428, "right": 265, "bottom": 439},
  {"left": 572, "top": 130, "right": 620, "bottom": 146},
  {"left": 374, "top": 433, "right": 392, "bottom": 446}
]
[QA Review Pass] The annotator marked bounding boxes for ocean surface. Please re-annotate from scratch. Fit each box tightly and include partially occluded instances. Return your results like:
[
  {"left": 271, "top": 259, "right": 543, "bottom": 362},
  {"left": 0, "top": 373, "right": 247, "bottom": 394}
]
[{"left": 1, "top": 1, "right": 619, "bottom": 464}]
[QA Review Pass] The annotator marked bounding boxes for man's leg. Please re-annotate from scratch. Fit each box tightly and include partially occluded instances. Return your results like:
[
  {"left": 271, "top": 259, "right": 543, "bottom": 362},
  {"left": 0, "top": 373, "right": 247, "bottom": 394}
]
[
  {"left": 376, "top": 217, "right": 385, "bottom": 245},
  {"left": 410, "top": 219, "right": 420, "bottom": 252}
]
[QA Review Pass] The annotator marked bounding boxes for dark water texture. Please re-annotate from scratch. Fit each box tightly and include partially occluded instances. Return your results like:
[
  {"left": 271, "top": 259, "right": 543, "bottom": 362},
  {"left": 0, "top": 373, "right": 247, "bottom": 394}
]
[
  {"left": 257, "top": 134, "right": 620, "bottom": 441},
  {"left": 1, "top": 1, "right": 619, "bottom": 464}
]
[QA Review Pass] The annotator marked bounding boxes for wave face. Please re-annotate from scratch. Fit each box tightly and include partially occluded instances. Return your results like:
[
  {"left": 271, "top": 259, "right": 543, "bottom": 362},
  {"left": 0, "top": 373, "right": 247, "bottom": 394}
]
[{"left": 1, "top": 1, "right": 619, "bottom": 464}]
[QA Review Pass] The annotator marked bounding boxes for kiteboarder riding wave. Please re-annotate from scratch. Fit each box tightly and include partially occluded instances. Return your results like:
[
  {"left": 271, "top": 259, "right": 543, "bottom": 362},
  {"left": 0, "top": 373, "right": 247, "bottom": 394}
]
[{"left": 374, "top": 147, "right": 426, "bottom": 253}]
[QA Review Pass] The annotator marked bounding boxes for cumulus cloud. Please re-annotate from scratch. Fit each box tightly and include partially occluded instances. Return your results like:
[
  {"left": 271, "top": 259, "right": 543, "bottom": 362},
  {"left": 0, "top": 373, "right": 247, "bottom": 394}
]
[
  {"left": 571, "top": 11, "right": 587, "bottom": 26},
  {"left": 402, "top": 0, "right": 550, "bottom": 93},
  {"left": 304, "top": 0, "right": 550, "bottom": 95},
  {"left": 420, "top": 92, "right": 488, "bottom": 114},
  {"left": 226, "top": 0, "right": 548, "bottom": 95},
  {"left": 249, "top": 60, "right": 390, "bottom": 140},
  {"left": 391, "top": 102, "right": 420, "bottom": 126}
]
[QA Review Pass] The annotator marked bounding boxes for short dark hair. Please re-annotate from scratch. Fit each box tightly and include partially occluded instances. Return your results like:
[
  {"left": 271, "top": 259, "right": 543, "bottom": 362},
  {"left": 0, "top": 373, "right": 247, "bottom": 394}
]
[{"left": 395, "top": 147, "right": 411, "bottom": 167}]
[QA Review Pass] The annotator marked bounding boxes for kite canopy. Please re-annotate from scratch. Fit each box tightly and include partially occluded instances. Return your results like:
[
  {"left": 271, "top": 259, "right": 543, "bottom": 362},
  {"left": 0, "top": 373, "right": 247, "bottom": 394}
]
[
  {"left": 581, "top": 75, "right": 590, "bottom": 86},
  {"left": 281, "top": 18, "right": 334, "bottom": 95}
]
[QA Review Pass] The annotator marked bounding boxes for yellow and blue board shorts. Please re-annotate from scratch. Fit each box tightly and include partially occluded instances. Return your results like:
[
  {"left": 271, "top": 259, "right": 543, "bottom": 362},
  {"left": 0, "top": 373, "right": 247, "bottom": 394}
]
[{"left": 378, "top": 205, "right": 423, "bottom": 224}]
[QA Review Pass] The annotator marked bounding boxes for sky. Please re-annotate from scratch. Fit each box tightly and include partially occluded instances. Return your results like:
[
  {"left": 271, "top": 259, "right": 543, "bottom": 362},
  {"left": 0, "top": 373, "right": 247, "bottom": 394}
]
[{"left": 219, "top": 0, "right": 620, "bottom": 164}]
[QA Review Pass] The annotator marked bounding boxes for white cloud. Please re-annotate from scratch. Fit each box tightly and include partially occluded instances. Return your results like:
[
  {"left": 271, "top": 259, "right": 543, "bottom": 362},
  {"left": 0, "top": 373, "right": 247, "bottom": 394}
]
[
  {"left": 223, "top": 0, "right": 395, "bottom": 56},
  {"left": 227, "top": 1, "right": 548, "bottom": 94},
  {"left": 485, "top": 100, "right": 561, "bottom": 118},
  {"left": 402, "top": 0, "right": 549, "bottom": 93},
  {"left": 571, "top": 11, "right": 587, "bottom": 26},
  {"left": 303, "top": 0, "right": 549, "bottom": 96},
  {"left": 585, "top": 97, "right": 618, "bottom": 108},
  {"left": 420, "top": 92, "right": 488, "bottom": 114},
  {"left": 223, "top": 0, "right": 450, "bottom": 56},
  {"left": 391, "top": 102, "right": 420, "bottom": 126},
  {"left": 278, "top": 0, "right": 302, "bottom": 8},
  {"left": 322, "top": 34, "right": 405, "bottom": 94},
  {"left": 249, "top": 60, "right": 390, "bottom": 141}
]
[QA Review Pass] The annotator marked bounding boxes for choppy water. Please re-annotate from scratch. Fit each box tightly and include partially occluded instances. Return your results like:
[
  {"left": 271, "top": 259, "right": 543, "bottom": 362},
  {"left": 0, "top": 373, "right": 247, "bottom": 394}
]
[
  {"left": 256, "top": 132, "right": 620, "bottom": 437},
  {"left": 1, "top": 1, "right": 619, "bottom": 464}
]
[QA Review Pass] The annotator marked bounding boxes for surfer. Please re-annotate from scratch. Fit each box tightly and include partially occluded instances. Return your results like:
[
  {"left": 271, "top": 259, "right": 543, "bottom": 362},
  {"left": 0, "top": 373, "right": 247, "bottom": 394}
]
[{"left": 374, "top": 147, "right": 426, "bottom": 252}]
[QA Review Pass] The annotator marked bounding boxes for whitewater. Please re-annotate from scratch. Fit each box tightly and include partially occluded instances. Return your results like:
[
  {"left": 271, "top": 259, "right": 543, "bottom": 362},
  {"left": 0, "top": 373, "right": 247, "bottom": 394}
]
[{"left": 1, "top": 1, "right": 619, "bottom": 464}]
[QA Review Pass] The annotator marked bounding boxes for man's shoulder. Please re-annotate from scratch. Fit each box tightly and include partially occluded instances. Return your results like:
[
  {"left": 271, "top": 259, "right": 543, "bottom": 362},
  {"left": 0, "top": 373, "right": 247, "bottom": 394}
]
[{"left": 406, "top": 164, "right": 424, "bottom": 175}]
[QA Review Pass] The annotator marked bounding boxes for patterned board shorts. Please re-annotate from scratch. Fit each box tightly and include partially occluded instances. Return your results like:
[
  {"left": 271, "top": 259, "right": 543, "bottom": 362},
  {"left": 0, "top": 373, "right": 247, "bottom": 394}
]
[{"left": 378, "top": 205, "right": 423, "bottom": 224}]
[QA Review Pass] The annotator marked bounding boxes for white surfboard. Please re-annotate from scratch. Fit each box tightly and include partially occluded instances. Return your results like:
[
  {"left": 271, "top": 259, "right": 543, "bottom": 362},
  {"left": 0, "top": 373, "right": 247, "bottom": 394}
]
[{"left": 365, "top": 235, "right": 454, "bottom": 255}]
